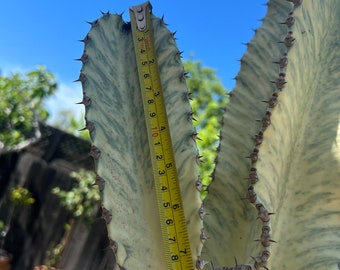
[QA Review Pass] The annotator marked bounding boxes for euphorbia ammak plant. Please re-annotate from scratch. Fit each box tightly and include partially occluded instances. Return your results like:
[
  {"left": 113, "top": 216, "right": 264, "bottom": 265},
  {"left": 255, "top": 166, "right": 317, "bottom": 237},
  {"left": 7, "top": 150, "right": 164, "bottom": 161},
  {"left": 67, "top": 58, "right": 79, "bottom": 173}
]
[{"left": 75, "top": 0, "right": 340, "bottom": 269}]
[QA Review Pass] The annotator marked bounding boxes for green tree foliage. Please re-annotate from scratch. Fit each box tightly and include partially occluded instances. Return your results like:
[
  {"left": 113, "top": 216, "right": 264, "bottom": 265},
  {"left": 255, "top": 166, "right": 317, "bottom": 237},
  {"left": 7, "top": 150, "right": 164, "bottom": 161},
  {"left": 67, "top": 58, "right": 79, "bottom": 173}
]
[
  {"left": 52, "top": 110, "right": 90, "bottom": 141},
  {"left": 0, "top": 66, "right": 57, "bottom": 148},
  {"left": 184, "top": 59, "right": 229, "bottom": 186},
  {"left": 52, "top": 169, "right": 100, "bottom": 224}
]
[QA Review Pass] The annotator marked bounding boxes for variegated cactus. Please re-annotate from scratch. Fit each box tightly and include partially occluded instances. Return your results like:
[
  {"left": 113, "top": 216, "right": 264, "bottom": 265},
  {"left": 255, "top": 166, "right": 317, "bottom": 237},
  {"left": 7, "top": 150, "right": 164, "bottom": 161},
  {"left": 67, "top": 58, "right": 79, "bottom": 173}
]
[{"left": 76, "top": 0, "right": 340, "bottom": 269}]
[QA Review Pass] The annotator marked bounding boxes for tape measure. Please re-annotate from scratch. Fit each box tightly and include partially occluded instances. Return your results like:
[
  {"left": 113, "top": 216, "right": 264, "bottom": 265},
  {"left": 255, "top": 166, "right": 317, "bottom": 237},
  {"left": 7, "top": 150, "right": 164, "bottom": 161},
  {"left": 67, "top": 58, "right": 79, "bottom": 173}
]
[{"left": 129, "top": 2, "right": 194, "bottom": 270}]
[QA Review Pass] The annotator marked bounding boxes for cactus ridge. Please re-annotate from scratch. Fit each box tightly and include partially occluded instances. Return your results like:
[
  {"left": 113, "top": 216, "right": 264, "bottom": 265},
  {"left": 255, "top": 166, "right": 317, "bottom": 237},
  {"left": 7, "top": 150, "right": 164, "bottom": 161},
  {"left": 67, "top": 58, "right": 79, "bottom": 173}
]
[
  {"left": 76, "top": 11, "right": 203, "bottom": 269},
  {"left": 203, "top": 0, "right": 340, "bottom": 269}
]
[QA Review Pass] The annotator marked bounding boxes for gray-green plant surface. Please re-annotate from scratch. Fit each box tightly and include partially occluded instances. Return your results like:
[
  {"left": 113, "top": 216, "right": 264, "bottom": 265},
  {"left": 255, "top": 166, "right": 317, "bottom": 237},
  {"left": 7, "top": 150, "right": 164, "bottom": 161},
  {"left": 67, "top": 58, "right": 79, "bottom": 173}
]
[{"left": 76, "top": 0, "right": 340, "bottom": 269}]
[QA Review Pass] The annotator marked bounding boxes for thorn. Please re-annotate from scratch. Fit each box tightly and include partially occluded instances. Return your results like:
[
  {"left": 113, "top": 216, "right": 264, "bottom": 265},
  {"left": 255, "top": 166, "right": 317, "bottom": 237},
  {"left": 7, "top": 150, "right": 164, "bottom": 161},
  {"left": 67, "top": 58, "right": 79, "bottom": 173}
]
[
  {"left": 270, "top": 72, "right": 287, "bottom": 90},
  {"left": 94, "top": 173, "right": 105, "bottom": 191},
  {"left": 86, "top": 19, "right": 99, "bottom": 27},
  {"left": 79, "top": 35, "right": 90, "bottom": 44},
  {"left": 244, "top": 167, "right": 259, "bottom": 184},
  {"left": 101, "top": 206, "right": 112, "bottom": 224},
  {"left": 245, "top": 148, "right": 259, "bottom": 163},
  {"left": 253, "top": 131, "right": 264, "bottom": 146},
  {"left": 273, "top": 52, "right": 288, "bottom": 68},
  {"left": 196, "top": 256, "right": 209, "bottom": 270},
  {"left": 75, "top": 51, "right": 89, "bottom": 64},
  {"left": 107, "top": 239, "right": 118, "bottom": 254},
  {"left": 176, "top": 50, "right": 184, "bottom": 59},
  {"left": 161, "top": 15, "right": 168, "bottom": 26},
  {"left": 79, "top": 117, "right": 94, "bottom": 132},
  {"left": 74, "top": 72, "right": 87, "bottom": 84},
  {"left": 256, "top": 203, "right": 275, "bottom": 222},
  {"left": 195, "top": 177, "right": 203, "bottom": 192},
  {"left": 256, "top": 111, "right": 271, "bottom": 128},
  {"left": 89, "top": 145, "right": 101, "bottom": 160},
  {"left": 251, "top": 251, "right": 270, "bottom": 270},
  {"left": 76, "top": 93, "right": 91, "bottom": 107},
  {"left": 200, "top": 228, "right": 209, "bottom": 244},
  {"left": 188, "top": 111, "right": 197, "bottom": 121},
  {"left": 171, "top": 31, "right": 177, "bottom": 40},
  {"left": 198, "top": 204, "right": 209, "bottom": 220},
  {"left": 196, "top": 154, "right": 204, "bottom": 164},
  {"left": 186, "top": 91, "right": 192, "bottom": 100},
  {"left": 262, "top": 92, "right": 279, "bottom": 108},
  {"left": 280, "top": 12, "right": 295, "bottom": 27},
  {"left": 279, "top": 31, "right": 295, "bottom": 47},
  {"left": 255, "top": 226, "right": 277, "bottom": 247},
  {"left": 241, "top": 185, "right": 257, "bottom": 203},
  {"left": 100, "top": 10, "right": 110, "bottom": 16},
  {"left": 180, "top": 71, "right": 189, "bottom": 81},
  {"left": 191, "top": 132, "right": 202, "bottom": 141}
]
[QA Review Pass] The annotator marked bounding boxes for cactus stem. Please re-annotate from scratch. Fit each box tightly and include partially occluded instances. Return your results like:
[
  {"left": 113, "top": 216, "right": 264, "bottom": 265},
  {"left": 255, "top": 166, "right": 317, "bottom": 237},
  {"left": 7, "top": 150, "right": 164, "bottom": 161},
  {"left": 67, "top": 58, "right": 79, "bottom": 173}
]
[{"left": 287, "top": 0, "right": 303, "bottom": 6}]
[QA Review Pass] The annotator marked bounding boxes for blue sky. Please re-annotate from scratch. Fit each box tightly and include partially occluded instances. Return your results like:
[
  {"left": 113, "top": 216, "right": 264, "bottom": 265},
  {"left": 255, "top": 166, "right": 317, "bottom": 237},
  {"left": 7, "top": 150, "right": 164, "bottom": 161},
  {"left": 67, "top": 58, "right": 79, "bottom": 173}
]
[{"left": 0, "top": 1, "right": 267, "bottom": 124}]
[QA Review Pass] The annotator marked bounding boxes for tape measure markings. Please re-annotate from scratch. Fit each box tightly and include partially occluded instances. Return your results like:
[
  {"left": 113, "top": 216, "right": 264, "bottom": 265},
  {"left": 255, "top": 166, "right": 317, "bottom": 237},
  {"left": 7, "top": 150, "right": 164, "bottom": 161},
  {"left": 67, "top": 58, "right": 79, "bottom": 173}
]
[{"left": 129, "top": 2, "right": 195, "bottom": 270}]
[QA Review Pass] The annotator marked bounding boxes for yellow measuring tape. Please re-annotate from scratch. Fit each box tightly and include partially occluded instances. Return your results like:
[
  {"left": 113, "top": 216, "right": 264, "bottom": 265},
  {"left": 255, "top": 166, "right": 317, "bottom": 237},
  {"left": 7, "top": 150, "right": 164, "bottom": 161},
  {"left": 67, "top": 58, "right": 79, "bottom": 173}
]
[{"left": 129, "top": 2, "right": 194, "bottom": 270}]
